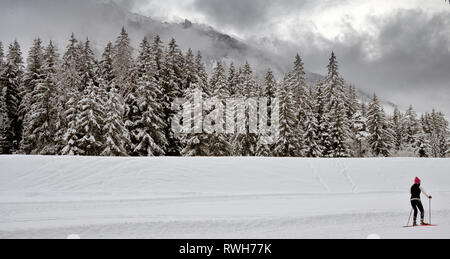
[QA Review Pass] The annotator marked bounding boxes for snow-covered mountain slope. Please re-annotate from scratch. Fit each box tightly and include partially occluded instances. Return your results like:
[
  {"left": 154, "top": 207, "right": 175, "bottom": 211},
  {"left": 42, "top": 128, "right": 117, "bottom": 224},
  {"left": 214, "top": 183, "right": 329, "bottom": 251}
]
[{"left": 0, "top": 156, "right": 449, "bottom": 239}]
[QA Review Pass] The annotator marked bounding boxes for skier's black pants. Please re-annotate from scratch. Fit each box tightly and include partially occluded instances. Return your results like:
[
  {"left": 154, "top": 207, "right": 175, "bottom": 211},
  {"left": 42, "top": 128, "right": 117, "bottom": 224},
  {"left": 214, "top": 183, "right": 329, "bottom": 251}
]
[{"left": 411, "top": 200, "right": 424, "bottom": 221}]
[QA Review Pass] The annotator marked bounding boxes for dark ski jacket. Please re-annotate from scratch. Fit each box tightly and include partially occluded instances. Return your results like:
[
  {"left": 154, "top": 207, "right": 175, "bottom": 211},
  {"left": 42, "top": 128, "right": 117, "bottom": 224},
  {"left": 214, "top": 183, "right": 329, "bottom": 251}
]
[{"left": 411, "top": 184, "right": 430, "bottom": 201}]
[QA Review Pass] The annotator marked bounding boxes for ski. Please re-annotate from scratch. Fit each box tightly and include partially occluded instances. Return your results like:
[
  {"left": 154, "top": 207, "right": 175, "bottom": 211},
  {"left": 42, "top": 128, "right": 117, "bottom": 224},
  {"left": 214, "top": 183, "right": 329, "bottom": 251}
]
[{"left": 403, "top": 224, "right": 437, "bottom": 228}]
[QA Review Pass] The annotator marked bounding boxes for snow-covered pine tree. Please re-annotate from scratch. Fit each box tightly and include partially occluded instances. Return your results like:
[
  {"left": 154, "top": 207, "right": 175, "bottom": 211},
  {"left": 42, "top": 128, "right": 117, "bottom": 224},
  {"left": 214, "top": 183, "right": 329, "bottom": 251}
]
[
  {"left": 367, "top": 94, "right": 394, "bottom": 157},
  {"left": 161, "top": 38, "right": 186, "bottom": 156},
  {"left": 402, "top": 105, "right": 421, "bottom": 152},
  {"left": 232, "top": 62, "right": 258, "bottom": 156},
  {"left": 322, "top": 52, "right": 351, "bottom": 157},
  {"left": 21, "top": 41, "right": 59, "bottom": 155},
  {"left": 56, "top": 34, "right": 83, "bottom": 154},
  {"left": 346, "top": 85, "right": 368, "bottom": 157},
  {"left": 290, "top": 55, "right": 308, "bottom": 156},
  {"left": 314, "top": 83, "right": 332, "bottom": 157},
  {"left": 302, "top": 86, "right": 322, "bottom": 157},
  {"left": 429, "top": 130, "right": 446, "bottom": 158},
  {"left": 255, "top": 69, "right": 278, "bottom": 157},
  {"left": 415, "top": 128, "right": 430, "bottom": 158},
  {"left": 264, "top": 69, "right": 277, "bottom": 99},
  {"left": 361, "top": 101, "right": 367, "bottom": 117},
  {"left": 195, "top": 51, "right": 209, "bottom": 96},
  {"left": 180, "top": 51, "right": 209, "bottom": 157},
  {"left": 426, "top": 109, "right": 449, "bottom": 157},
  {"left": 181, "top": 85, "right": 210, "bottom": 157},
  {"left": 184, "top": 48, "right": 197, "bottom": 90},
  {"left": 207, "top": 62, "right": 232, "bottom": 156},
  {"left": 96, "top": 41, "right": 128, "bottom": 156},
  {"left": 353, "top": 111, "right": 369, "bottom": 157},
  {"left": 391, "top": 106, "right": 404, "bottom": 152},
  {"left": 100, "top": 79, "right": 129, "bottom": 156},
  {"left": 19, "top": 38, "right": 46, "bottom": 153},
  {"left": 227, "top": 62, "right": 239, "bottom": 97},
  {"left": 76, "top": 81, "right": 106, "bottom": 156},
  {"left": 0, "top": 86, "right": 10, "bottom": 154},
  {"left": 0, "top": 41, "right": 4, "bottom": 69},
  {"left": 98, "top": 42, "right": 115, "bottom": 91},
  {"left": 290, "top": 54, "right": 307, "bottom": 119},
  {"left": 151, "top": 35, "right": 164, "bottom": 81},
  {"left": 0, "top": 40, "right": 24, "bottom": 154},
  {"left": 129, "top": 37, "right": 168, "bottom": 156},
  {"left": 273, "top": 73, "right": 301, "bottom": 157},
  {"left": 79, "top": 38, "right": 97, "bottom": 91},
  {"left": 61, "top": 90, "right": 82, "bottom": 156},
  {"left": 62, "top": 38, "right": 104, "bottom": 156},
  {"left": 113, "top": 27, "right": 134, "bottom": 97}
]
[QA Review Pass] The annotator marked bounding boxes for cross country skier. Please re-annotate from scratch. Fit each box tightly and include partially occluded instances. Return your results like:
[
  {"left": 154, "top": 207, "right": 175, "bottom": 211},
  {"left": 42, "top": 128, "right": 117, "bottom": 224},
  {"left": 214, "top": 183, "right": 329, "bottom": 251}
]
[{"left": 411, "top": 177, "right": 432, "bottom": 226}]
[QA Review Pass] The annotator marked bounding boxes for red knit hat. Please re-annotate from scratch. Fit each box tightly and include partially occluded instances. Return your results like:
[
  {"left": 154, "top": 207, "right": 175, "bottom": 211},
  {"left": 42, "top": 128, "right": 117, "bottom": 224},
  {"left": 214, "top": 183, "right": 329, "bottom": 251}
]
[{"left": 415, "top": 177, "right": 421, "bottom": 184}]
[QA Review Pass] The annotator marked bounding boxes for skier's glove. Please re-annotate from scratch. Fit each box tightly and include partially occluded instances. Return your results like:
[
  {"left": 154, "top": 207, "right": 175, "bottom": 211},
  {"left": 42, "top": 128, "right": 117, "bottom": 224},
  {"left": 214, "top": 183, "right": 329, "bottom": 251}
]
[{"left": 429, "top": 196, "right": 433, "bottom": 199}]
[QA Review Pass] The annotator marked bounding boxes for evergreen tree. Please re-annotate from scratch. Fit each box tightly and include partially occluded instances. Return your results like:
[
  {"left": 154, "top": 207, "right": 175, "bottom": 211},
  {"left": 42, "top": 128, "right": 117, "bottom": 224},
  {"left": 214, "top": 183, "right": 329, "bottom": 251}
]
[
  {"left": 321, "top": 52, "right": 351, "bottom": 157},
  {"left": 0, "top": 86, "right": 10, "bottom": 154},
  {"left": 128, "top": 37, "right": 168, "bottom": 156},
  {"left": 233, "top": 62, "right": 258, "bottom": 156},
  {"left": 161, "top": 38, "right": 186, "bottom": 156},
  {"left": 403, "top": 105, "right": 421, "bottom": 150},
  {"left": 79, "top": 38, "right": 97, "bottom": 91},
  {"left": 367, "top": 94, "right": 394, "bottom": 157},
  {"left": 208, "top": 62, "right": 232, "bottom": 156},
  {"left": 180, "top": 51, "right": 211, "bottom": 156},
  {"left": 184, "top": 48, "right": 197, "bottom": 89},
  {"left": 98, "top": 42, "right": 116, "bottom": 91},
  {"left": 273, "top": 73, "right": 301, "bottom": 157},
  {"left": 76, "top": 81, "right": 106, "bottom": 156},
  {"left": 264, "top": 69, "right": 277, "bottom": 99},
  {"left": 346, "top": 85, "right": 367, "bottom": 157},
  {"left": 290, "top": 54, "right": 307, "bottom": 119},
  {"left": 0, "top": 40, "right": 24, "bottom": 153},
  {"left": 101, "top": 80, "right": 129, "bottom": 156},
  {"left": 181, "top": 86, "right": 210, "bottom": 156},
  {"left": 21, "top": 41, "right": 59, "bottom": 154},
  {"left": 195, "top": 51, "right": 209, "bottom": 95},
  {"left": 113, "top": 27, "right": 134, "bottom": 96},
  {"left": 314, "top": 83, "right": 332, "bottom": 157},
  {"left": 151, "top": 35, "right": 164, "bottom": 81},
  {"left": 227, "top": 62, "right": 239, "bottom": 97},
  {"left": 0, "top": 41, "right": 5, "bottom": 69},
  {"left": 416, "top": 128, "right": 430, "bottom": 158},
  {"left": 61, "top": 89, "right": 83, "bottom": 156},
  {"left": 426, "top": 109, "right": 449, "bottom": 157},
  {"left": 361, "top": 101, "right": 367, "bottom": 117},
  {"left": 302, "top": 87, "right": 322, "bottom": 157},
  {"left": 255, "top": 69, "right": 278, "bottom": 157},
  {"left": 56, "top": 34, "right": 83, "bottom": 153},
  {"left": 20, "top": 38, "right": 45, "bottom": 153},
  {"left": 392, "top": 106, "right": 404, "bottom": 152}
]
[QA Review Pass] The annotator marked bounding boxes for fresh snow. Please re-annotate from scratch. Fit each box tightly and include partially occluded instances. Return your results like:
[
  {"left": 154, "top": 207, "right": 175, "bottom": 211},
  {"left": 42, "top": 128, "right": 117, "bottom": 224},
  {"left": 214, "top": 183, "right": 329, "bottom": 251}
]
[{"left": 0, "top": 156, "right": 449, "bottom": 239}]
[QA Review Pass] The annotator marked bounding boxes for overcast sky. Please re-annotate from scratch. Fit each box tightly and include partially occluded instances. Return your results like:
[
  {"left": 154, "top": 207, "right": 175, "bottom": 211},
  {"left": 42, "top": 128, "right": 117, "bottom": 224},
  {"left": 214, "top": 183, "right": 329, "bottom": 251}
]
[
  {"left": 1, "top": 0, "right": 449, "bottom": 115},
  {"left": 127, "top": 0, "right": 450, "bottom": 115}
]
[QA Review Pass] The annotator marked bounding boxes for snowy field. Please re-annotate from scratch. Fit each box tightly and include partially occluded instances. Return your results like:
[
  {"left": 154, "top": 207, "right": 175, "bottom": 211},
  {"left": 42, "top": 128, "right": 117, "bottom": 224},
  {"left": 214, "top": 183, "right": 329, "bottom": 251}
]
[{"left": 0, "top": 156, "right": 449, "bottom": 239}]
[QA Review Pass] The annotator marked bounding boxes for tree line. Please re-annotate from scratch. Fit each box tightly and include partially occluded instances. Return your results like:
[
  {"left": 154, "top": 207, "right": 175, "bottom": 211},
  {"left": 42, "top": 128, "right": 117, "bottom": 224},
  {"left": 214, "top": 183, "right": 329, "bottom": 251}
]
[{"left": 0, "top": 28, "right": 449, "bottom": 157}]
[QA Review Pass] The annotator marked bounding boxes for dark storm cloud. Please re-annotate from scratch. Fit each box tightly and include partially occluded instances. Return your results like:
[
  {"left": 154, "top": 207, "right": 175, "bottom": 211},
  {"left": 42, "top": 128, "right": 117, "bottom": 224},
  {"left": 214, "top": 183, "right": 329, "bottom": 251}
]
[
  {"left": 193, "top": 0, "right": 275, "bottom": 30},
  {"left": 191, "top": 0, "right": 327, "bottom": 32},
  {"left": 323, "top": 10, "right": 450, "bottom": 112}
]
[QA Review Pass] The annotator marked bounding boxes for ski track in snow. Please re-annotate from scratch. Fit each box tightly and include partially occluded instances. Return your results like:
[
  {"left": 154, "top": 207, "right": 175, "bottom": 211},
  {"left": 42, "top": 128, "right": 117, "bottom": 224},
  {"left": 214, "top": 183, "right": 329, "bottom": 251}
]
[
  {"left": 0, "top": 156, "right": 449, "bottom": 239},
  {"left": 336, "top": 159, "right": 358, "bottom": 193},
  {"left": 308, "top": 160, "right": 330, "bottom": 193}
]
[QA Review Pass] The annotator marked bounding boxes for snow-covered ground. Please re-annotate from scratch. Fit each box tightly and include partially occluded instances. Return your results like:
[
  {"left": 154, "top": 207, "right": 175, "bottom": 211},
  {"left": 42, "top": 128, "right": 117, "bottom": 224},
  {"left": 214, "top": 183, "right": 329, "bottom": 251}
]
[{"left": 0, "top": 156, "right": 449, "bottom": 239}]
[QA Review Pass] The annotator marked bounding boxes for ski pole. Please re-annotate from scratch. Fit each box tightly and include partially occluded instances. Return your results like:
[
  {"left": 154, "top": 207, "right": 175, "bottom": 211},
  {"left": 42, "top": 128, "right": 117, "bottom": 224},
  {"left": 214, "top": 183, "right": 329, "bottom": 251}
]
[
  {"left": 429, "top": 198, "right": 432, "bottom": 225},
  {"left": 407, "top": 209, "right": 413, "bottom": 227}
]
